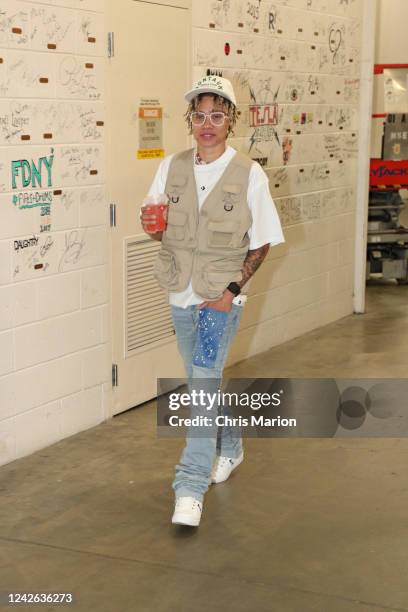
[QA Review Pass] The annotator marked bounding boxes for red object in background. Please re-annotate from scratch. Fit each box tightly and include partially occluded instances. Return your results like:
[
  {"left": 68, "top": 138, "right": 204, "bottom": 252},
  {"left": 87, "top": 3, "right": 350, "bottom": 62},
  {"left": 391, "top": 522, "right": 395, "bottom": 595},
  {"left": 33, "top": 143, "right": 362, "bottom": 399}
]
[
  {"left": 374, "top": 63, "right": 408, "bottom": 74},
  {"left": 370, "top": 159, "right": 408, "bottom": 188},
  {"left": 224, "top": 42, "right": 230, "bottom": 56}
]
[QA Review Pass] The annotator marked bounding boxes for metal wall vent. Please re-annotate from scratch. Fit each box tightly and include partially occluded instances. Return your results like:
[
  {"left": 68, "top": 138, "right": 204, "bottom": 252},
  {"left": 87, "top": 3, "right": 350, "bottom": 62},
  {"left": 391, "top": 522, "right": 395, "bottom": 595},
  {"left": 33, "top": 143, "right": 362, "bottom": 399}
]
[{"left": 125, "top": 236, "right": 175, "bottom": 354}]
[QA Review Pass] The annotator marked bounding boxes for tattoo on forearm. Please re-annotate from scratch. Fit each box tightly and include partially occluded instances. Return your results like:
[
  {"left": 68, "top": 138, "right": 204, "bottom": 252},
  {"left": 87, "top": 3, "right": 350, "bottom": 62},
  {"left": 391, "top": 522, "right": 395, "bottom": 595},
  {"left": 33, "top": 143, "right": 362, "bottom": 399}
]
[{"left": 239, "top": 244, "right": 270, "bottom": 288}]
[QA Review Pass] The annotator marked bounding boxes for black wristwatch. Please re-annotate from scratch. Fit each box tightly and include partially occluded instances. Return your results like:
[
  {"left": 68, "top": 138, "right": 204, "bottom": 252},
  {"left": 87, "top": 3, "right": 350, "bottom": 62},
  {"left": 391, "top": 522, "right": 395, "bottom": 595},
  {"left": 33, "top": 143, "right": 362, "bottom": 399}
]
[{"left": 227, "top": 282, "right": 241, "bottom": 297}]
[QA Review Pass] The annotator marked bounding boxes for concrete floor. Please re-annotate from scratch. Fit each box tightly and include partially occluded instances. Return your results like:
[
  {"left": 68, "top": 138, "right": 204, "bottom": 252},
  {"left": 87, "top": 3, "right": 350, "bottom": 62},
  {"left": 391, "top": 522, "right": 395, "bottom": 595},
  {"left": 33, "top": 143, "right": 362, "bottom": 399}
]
[{"left": 1, "top": 282, "right": 408, "bottom": 612}]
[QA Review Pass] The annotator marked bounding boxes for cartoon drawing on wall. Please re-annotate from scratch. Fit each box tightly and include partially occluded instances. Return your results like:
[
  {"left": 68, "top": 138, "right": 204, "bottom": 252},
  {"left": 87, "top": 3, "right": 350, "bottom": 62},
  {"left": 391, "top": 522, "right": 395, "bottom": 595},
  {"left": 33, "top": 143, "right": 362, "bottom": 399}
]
[
  {"left": 247, "top": 79, "right": 280, "bottom": 160},
  {"left": 328, "top": 24, "right": 344, "bottom": 65}
]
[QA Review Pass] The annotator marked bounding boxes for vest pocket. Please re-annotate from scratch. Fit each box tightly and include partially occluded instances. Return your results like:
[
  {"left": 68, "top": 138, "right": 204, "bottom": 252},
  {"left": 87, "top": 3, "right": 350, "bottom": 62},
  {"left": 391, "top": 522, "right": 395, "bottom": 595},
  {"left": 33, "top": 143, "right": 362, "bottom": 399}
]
[
  {"left": 165, "top": 209, "right": 187, "bottom": 241},
  {"left": 204, "top": 265, "right": 243, "bottom": 298},
  {"left": 207, "top": 220, "right": 238, "bottom": 248},
  {"left": 153, "top": 248, "right": 176, "bottom": 285},
  {"left": 166, "top": 175, "right": 187, "bottom": 204}
]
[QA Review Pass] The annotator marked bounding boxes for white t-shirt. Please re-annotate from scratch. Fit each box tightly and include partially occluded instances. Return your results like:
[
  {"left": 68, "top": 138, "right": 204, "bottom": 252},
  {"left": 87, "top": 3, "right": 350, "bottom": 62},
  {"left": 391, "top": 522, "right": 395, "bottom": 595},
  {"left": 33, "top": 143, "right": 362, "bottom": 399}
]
[{"left": 147, "top": 145, "right": 285, "bottom": 308}]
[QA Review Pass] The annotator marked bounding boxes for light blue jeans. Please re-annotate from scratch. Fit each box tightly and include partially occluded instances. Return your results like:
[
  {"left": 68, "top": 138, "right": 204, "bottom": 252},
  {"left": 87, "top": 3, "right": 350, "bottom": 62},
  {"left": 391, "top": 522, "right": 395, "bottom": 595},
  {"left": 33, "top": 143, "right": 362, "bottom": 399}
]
[{"left": 170, "top": 303, "right": 244, "bottom": 503}]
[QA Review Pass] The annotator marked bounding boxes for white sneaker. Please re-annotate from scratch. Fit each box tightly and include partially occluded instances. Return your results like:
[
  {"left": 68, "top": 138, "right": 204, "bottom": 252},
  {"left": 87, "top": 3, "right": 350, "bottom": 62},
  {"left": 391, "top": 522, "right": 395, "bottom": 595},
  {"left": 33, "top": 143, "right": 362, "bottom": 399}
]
[
  {"left": 211, "top": 452, "right": 244, "bottom": 484},
  {"left": 172, "top": 496, "right": 203, "bottom": 527}
]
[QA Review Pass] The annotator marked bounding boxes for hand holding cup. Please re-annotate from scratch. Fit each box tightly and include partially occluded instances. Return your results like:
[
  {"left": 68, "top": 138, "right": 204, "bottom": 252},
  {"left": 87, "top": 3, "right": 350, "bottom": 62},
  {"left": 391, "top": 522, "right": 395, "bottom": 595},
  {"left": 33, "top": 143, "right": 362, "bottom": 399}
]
[{"left": 140, "top": 194, "right": 169, "bottom": 234}]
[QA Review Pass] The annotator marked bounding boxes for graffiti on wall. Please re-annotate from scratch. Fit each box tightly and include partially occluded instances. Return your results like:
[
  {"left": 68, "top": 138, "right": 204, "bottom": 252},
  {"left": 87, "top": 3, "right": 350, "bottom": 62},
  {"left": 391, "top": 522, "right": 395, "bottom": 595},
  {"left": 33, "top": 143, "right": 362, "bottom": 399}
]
[
  {"left": 11, "top": 150, "right": 54, "bottom": 233},
  {"left": 13, "top": 233, "right": 55, "bottom": 278}
]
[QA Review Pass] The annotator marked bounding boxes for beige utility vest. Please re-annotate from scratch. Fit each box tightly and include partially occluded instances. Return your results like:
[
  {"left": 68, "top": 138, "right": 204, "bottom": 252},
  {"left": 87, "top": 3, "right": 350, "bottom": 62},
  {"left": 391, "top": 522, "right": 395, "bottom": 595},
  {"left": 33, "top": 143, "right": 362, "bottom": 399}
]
[{"left": 153, "top": 148, "right": 253, "bottom": 300}]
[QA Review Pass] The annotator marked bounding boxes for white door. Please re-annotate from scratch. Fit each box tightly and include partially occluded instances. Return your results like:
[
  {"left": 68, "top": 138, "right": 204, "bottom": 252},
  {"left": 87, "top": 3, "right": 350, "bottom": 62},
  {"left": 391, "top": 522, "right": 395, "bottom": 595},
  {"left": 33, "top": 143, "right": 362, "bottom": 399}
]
[{"left": 105, "top": 0, "right": 191, "bottom": 415}]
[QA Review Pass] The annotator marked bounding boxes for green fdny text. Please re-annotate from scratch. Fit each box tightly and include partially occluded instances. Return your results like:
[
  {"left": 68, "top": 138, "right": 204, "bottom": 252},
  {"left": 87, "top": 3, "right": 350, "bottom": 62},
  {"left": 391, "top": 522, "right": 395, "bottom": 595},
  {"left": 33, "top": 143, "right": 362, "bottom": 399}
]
[{"left": 11, "top": 153, "right": 54, "bottom": 190}]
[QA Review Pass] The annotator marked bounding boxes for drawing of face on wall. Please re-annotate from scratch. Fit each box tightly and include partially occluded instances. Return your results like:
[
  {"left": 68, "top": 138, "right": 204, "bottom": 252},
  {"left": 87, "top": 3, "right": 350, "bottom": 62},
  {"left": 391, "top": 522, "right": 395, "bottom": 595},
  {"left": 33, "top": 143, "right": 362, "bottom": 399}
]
[
  {"left": 257, "top": 77, "right": 276, "bottom": 105},
  {"left": 282, "top": 137, "right": 293, "bottom": 165}
]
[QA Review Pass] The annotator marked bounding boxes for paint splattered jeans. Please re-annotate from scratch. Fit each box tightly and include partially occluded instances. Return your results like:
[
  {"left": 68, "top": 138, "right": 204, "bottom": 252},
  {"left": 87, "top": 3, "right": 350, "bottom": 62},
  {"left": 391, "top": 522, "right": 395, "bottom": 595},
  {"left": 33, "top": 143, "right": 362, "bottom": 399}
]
[{"left": 170, "top": 303, "right": 244, "bottom": 503}]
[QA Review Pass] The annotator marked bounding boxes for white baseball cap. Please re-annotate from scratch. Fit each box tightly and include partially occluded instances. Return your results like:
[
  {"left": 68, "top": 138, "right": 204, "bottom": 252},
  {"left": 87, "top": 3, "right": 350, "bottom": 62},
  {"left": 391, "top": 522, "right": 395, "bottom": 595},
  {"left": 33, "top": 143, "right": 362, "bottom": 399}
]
[{"left": 184, "top": 76, "right": 237, "bottom": 107}]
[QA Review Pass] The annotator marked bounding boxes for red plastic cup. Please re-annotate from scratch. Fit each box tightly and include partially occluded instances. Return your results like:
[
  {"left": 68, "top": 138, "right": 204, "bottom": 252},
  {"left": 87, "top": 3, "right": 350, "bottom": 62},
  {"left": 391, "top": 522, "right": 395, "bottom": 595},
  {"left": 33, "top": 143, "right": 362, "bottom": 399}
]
[{"left": 142, "top": 195, "right": 168, "bottom": 232}]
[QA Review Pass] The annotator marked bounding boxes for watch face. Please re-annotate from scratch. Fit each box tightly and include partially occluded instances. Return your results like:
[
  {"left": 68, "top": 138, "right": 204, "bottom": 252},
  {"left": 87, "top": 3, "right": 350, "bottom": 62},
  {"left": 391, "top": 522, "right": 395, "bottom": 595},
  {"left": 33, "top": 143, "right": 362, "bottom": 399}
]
[{"left": 228, "top": 282, "right": 240, "bottom": 296}]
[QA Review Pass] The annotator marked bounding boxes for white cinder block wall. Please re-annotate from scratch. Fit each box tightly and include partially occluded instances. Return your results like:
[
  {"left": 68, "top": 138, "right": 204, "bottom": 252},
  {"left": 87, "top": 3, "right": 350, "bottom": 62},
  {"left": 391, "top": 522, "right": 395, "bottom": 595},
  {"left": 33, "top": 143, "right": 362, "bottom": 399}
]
[
  {"left": 0, "top": 0, "right": 366, "bottom": 466},
  {"left": 0, "top": 0, "right": 110, "bottom": 466},
  {"left": 190, "top": 0, "right": 363, "bottom": 363}
]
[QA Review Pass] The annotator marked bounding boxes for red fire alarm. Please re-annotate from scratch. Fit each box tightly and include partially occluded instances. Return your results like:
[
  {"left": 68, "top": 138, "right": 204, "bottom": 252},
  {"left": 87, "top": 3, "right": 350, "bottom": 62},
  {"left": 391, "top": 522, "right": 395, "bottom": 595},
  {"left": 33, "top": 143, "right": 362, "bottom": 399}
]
[{"left": 224, "top": 42, "right": 230, "bottom": 56}]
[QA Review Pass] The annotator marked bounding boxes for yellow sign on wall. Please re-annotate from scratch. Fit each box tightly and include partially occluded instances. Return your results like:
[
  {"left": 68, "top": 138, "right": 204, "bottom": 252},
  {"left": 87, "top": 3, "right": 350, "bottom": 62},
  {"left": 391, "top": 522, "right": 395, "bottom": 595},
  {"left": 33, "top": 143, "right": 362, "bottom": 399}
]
[
  {"left": 137, "top": 106, "right": 164, "bottom": 159},
  {"left": 137, "top": 149, "right": 164, "bottom": 159}
]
